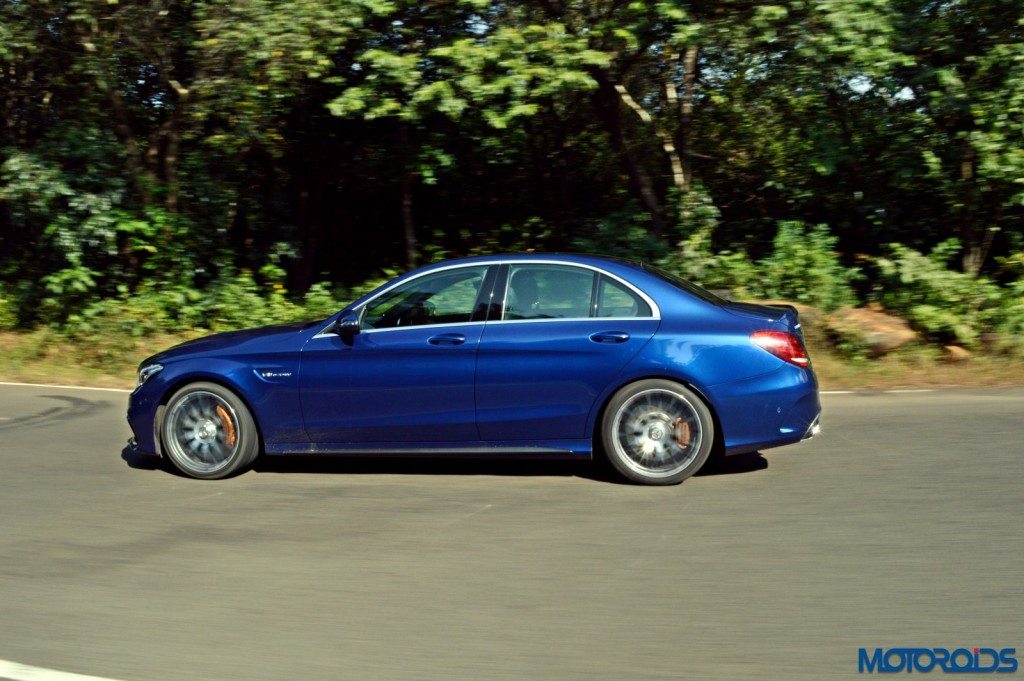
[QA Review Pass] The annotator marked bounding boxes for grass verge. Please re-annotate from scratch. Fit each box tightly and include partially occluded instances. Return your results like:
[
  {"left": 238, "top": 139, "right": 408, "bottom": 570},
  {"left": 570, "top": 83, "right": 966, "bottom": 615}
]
[{"left": 0, "top": 330, "right": 200, "bottom": 390}]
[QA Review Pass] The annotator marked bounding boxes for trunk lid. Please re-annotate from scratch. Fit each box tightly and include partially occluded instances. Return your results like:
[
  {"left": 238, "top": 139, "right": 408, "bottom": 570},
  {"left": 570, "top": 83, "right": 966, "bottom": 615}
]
[{"left": 724, "top": 301, "right": 803, "bottom": 336}]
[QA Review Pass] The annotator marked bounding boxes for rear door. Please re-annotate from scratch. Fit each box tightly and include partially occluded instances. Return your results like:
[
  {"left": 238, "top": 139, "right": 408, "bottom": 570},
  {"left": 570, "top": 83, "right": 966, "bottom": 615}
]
[{"left": 475, "top": 263, "right": 660, "bottom": 441}]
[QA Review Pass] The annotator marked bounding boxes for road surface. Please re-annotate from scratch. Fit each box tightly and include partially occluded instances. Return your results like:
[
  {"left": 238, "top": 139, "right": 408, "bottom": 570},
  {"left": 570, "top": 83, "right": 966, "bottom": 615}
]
[{"left": 0, "top": 383, "right": 1021, "bottom": 680}]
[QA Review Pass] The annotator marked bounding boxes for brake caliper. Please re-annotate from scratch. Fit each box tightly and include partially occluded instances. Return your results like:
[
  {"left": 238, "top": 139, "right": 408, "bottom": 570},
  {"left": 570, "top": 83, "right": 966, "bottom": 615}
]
[
  {"left": 215, "top": 405, "right": 237, "bottom": 447},
  {"left": 673, "top": 418, "right": 691, "bottom": 448}
]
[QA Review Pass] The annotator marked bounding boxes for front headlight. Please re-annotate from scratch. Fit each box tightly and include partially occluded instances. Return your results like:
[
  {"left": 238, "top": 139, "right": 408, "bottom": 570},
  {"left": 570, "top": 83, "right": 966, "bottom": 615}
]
[{"left": 137, "top": 363, "right": 163, "bottom": 387}]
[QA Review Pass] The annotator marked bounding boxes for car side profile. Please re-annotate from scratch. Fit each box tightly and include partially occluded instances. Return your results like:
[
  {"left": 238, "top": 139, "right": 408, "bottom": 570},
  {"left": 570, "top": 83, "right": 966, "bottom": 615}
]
[{"left": 127, "top": 254, "right": 821, "bottom": 484}]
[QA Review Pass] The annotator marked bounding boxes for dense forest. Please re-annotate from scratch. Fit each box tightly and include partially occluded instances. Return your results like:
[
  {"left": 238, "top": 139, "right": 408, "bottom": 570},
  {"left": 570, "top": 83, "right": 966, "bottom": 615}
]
[{"left": 1, "top": 0, "right": 1022, "bottom": 349}]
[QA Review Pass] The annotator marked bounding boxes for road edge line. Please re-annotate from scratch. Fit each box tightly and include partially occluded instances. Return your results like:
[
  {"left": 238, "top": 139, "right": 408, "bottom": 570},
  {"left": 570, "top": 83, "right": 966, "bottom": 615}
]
[
  {"left": 0, "top": 381, "right": 131, "bottom": 394},
  {"left": 821, "top": 389, "right": 936, "bottom": 395},
  {"left": 0, "top": 659, "right": 126, "bottom": 681}
]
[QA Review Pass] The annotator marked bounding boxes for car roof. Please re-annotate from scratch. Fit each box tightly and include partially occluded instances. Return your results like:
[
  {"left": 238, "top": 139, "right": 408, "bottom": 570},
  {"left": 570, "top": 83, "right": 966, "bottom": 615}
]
[{"left": 415, "top": 253, "right": 644, "bottom": 272}]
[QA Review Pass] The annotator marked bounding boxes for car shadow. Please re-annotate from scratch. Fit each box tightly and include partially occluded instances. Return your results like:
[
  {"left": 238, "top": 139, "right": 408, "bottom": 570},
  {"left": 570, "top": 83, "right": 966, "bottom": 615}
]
[
  {"left": 121, "top": 446, "right": 767, "bottom": 482},
  {"left": 252, "top": 455, "right": 621, "bottom": 482},
  {"left": 696, "top": 451, "right": 769, "bottom": 476},
  {"left": 121, "top": 446, "right": 173, "bottom": 472}
]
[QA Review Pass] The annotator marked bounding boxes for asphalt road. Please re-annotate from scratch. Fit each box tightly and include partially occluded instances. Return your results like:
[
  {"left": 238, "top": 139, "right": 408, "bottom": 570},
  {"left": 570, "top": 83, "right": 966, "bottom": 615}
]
[{"left": 0, "top": 383, "right": 1021, "bottom": 680}]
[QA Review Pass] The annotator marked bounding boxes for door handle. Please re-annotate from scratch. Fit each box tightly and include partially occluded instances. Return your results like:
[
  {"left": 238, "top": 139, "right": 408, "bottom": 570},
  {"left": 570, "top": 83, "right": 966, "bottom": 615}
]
[
  {"left": 589, "top": 331, "right": 630, "bottom": 344},
  {"left": 428, "top": 333, "right": 466, "bottom": 346}
]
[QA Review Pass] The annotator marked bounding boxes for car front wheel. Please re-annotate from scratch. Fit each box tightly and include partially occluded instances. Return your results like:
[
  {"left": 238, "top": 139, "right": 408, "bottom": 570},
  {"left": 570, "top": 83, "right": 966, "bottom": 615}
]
[
  {"left": 161, "top": 381, "right": 260, "bottom": 479},
  {"left": 601, "top": 379, "right": 715, "bottom": 485}
]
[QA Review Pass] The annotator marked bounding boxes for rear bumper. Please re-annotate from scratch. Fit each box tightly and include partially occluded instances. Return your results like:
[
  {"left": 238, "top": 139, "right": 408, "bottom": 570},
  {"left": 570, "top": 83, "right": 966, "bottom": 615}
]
[{"left": 713, "top": 364, "right": 821, "bottom": 456}]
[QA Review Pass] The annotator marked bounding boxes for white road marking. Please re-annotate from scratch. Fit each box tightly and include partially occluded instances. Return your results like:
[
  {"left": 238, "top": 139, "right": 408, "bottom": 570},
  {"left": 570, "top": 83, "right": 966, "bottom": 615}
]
[
  {"left": 821, "top": 389, "right": 937, "bottom": 395},
  {"left": 0, "top": 659, "right": 126, "bottom": 681},
  {"left": 0, "top": 381, "right": 130, "bottom": 394}
]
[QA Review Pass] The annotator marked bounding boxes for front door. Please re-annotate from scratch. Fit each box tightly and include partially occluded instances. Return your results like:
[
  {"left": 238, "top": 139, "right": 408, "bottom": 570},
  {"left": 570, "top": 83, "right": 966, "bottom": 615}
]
[{"left": 300, "top": 265, "right": 492, "bottom": 444}]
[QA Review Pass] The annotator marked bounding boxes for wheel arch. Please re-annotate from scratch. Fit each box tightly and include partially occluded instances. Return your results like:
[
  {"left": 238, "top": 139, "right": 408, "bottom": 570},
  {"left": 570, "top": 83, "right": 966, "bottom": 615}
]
[
  {"left": 590, "top": 374, "right": 726, "bottom": 461},
  {"left": 154, "top": 373, "right": 265, "bottom": 457}
]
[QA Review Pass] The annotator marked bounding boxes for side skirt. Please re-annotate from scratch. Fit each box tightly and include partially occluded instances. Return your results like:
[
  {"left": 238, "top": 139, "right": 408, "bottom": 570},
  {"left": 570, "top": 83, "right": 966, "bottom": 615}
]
[{"left": 264, "top": 439, "right": 594, "bottom": 459}]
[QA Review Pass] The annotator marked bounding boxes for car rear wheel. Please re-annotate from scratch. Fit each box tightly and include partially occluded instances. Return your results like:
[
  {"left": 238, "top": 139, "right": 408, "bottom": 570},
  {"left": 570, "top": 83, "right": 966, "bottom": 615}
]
[
  {"left": 161, "top": 381, "right": 259, "bottom": 479},
  {"left": 601, "top": 379, "right": 714, "bottom": 485}
]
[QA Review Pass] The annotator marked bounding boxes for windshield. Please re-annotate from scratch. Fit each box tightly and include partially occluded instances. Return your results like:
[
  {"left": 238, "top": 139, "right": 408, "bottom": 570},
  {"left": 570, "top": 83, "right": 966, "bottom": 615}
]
[{"left": 640, "top": 263, "right": 727, "bottom": 305}]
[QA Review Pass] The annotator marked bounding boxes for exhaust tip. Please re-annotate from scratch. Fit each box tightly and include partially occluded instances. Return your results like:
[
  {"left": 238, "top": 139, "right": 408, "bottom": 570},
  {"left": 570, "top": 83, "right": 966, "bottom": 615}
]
[{"left": 802, "top": 415, "right": 822, "bottom": 441}]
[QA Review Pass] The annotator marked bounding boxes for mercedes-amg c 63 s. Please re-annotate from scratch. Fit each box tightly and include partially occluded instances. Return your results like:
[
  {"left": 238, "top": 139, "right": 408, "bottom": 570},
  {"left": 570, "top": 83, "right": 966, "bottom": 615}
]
[{"left": 127, "top": 254, "right": 821, "bottom": 484}]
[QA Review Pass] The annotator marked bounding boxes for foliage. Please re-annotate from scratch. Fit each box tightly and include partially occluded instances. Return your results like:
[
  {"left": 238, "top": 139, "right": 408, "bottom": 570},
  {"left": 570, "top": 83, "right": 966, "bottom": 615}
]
[
  {"left": 758, "top": 222, "right": 860, "bottom": 311},
  {"left": 572, "top": 211, "right": 671, "bottom": 264},
  {"left": 0, "top": 286, "right": 17, "bottom": 331},
  {"left": 1, "top": 0, "right": 1023, "bottom": 358},
  {"left": 60, "top": 272, "right": 350, "bottom": 341},
  {"left": 663, "top": 222, "right": 859, "bottom": 312},
  {"left": 873, "top": 240, "right": 1009, "bottom": 347}
]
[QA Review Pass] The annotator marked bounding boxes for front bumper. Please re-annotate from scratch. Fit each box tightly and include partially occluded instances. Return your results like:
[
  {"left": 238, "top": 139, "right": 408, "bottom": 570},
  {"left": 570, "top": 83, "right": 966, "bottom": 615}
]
[
  {"left": 127, "top": 381, "right": 163, "bottom": 457},
  {"left": 126, "top": 435, "right": 154, "bottom": 456}
]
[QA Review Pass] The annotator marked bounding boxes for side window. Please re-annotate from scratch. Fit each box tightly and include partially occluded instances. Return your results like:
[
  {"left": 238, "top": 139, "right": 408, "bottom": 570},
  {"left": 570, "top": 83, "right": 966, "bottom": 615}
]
[
  {"left": 504, "top": 265, "right": 595, "bottom": 320},
  {"left": 362, "top": 266, "right": 488, "bottom": 330},
  {"left": 597, "top": 276, "right": 652, "bottom": 317}
]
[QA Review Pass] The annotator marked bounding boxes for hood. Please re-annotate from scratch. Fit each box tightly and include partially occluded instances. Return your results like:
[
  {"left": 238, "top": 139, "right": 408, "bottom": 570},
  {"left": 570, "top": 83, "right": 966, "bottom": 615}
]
[{"left": 144, "top": 319, "right": 324, "bottom": 365}]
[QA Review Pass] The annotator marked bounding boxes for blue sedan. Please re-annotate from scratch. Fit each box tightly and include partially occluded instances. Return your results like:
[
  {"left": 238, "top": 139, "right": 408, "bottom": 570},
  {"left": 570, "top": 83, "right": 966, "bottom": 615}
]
[{"left": 127, "top": 254, "right": 821, "bottom": 484}]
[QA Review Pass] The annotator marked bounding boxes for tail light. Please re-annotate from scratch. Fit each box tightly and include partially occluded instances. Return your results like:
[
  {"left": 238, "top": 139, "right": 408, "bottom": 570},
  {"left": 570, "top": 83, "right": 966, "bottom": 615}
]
[{"left": 751, "top": 330, "right": 810, "bottom": 367}]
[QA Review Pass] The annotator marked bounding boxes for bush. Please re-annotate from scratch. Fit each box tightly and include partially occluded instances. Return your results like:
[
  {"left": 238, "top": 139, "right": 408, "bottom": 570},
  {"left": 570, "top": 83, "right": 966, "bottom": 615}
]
[
  {"left": 992, "top": 252, "right": 1024, "bottom": 350},
  {"left": 0, "top": 286, "right": 18, "bottom": 330},
  {"left": 873, "top": 240, "right": 1006, "bottom": 347},
  {"left": 664, "top": 230, "right": 763, "bottom": 298},
  {"left": 758, "top": 222, "right": 860, "bottom": 310},
  {"left": 53, "top": 269, "right": 385, "bottom": 346},
  {"left": 662, "top": 221, "right": 859, "bottom": 311},
  {"left": 572, "top": 210, "right": 671, "bottom": 263}
]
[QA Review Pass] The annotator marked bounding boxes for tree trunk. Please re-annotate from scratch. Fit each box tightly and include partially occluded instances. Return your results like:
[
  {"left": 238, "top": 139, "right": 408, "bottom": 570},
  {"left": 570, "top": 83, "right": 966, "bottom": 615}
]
[
  {"left": 163, "top": 111, "right": 182, "bottom": 214},
  {"left": 401, "top": 172, "right": 418, "bottom": 270},
  {"left": 397, "top": 124, "right": 419, "bottom": 269},
  {"left": 958, "top": 145, "right": 988, "bottom": 276},
  {"left": 104, "top": 85, "right": 154, "bottom": 208},
  {"left": 291, "top": 178, "right": 315, "bottom": 292},
  {"left": 678, "top": 46, "right": 698, "bottom": 195},
  {"left": 592, "top": 76, "right": 666, "bottom": 237}
]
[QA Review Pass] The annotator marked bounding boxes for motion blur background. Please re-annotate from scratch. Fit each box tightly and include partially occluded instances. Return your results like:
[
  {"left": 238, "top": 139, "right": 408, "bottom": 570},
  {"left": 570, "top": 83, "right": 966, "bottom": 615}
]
[{"left": 0, "top": 0, "right": 1022, "bottom": 382}]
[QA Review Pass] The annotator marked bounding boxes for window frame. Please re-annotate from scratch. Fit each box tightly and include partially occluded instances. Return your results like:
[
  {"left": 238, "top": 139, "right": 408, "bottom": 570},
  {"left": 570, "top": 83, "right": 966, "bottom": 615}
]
[
  {"left": 320, "top": 259, "right": 661, "bottom": 337},
  {"left": 491, "top": 262, "right": 658, "bottom": 324},
  {"left": 358, "top": 264, "right": 496, "bottom": 333},
  {"left": 593, "top": 273, "right": 653, "bottom": 319}
]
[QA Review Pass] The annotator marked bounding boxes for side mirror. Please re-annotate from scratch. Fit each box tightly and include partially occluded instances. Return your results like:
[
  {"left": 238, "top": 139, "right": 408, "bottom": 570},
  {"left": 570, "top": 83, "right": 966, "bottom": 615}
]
[{"left": 335, "top": 314, "right": 360, "bottom": 336}]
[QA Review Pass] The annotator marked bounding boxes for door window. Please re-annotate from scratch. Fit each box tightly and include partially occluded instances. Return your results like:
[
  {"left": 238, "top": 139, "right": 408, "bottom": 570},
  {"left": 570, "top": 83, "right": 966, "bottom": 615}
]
[
  {"left": 362, "top": 266, "right": 489, "bottom": 330},
  {"left": 503, "top": 265, "right": 595, "bottom": 320}
]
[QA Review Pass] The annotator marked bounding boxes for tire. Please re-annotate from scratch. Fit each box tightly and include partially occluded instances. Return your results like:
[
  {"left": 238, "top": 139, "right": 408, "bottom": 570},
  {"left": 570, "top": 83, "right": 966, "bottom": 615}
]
[
  {"left": 600, "top": 379, "right": 715, "bottom": 485},
  {"left": 160, "top": 381, "right": 260, "bottom": 479}
]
